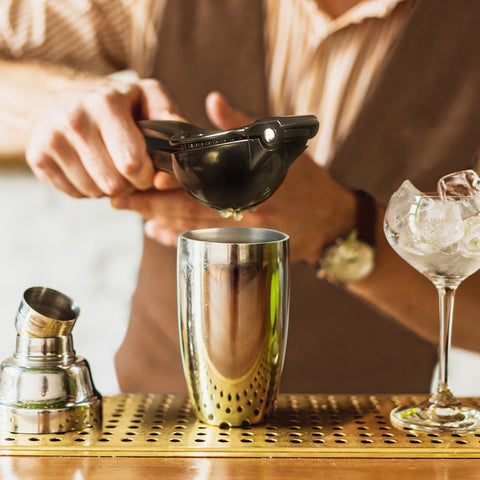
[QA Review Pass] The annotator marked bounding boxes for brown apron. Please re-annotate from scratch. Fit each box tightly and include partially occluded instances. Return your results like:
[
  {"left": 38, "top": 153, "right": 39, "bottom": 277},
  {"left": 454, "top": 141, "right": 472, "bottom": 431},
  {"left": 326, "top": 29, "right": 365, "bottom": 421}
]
[{"left": 115, "top": 0, "right": 480, "bottom": 394}]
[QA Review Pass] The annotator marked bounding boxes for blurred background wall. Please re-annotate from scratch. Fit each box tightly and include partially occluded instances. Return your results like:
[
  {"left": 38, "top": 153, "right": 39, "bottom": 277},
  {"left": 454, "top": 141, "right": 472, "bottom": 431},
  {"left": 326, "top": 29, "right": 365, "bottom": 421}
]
[{"left": 0, "top": 162, "right": 142, "bottom": 394}]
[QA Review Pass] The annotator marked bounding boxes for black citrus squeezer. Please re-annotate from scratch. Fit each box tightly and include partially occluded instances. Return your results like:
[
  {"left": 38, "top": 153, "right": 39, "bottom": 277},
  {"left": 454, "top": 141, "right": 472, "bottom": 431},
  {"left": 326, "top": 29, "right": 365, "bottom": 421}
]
[{"left": 139, "top": 115, "right": 318, "bottom": 211}]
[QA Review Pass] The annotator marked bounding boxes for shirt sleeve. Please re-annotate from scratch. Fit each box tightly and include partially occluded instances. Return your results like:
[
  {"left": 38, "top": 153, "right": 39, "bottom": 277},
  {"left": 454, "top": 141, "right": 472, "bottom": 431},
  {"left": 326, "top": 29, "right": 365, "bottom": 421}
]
[{"left": 0, "top": 0, "right": 135, "bottom": 75}]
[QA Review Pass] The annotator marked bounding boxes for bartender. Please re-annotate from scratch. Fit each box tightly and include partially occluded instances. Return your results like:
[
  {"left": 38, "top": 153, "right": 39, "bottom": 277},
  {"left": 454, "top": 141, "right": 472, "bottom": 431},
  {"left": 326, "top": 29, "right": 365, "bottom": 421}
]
[{"left": 0, "top": 0, "right": 479, "bottom": 393}]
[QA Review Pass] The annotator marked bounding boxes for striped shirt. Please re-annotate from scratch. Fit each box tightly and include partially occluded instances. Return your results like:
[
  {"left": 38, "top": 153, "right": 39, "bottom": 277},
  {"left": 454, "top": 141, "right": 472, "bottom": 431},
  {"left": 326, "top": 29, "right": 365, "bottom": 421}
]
[
  {"left": 0, "top": 0, "right": 411, "bottom": 166},
  {"left": 265, "top": 0, "right": 411, "bottom": 166}
]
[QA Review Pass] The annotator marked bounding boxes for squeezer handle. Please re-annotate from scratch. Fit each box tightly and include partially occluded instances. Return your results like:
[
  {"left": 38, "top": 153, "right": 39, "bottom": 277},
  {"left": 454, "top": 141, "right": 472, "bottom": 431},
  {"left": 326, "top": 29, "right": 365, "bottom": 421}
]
[{"left": 143, "top": 135, "right": 175, "bottom": 174}]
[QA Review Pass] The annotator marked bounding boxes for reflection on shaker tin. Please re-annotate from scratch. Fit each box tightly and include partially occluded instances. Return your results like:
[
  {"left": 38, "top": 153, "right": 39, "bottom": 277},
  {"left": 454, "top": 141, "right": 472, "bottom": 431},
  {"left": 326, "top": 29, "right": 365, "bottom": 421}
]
[{"left": 177, "top": 227, "right": 290, "bottom": 427}]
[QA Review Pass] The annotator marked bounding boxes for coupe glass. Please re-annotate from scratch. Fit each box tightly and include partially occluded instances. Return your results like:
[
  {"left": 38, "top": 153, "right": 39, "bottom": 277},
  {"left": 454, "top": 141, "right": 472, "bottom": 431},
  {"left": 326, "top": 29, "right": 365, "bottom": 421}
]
[{"left": 384, "top": 181, "right": 480, "bottom": 433}]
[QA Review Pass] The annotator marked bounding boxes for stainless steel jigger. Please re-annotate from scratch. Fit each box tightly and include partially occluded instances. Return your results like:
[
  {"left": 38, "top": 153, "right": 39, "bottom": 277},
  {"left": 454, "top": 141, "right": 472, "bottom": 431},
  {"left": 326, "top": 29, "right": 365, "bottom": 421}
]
[
  {"left": 0, "top": 287, "right": 102, "bottom": 433},
  {"left": 178, "top": 228, "right": 289, "bottom": 427}
]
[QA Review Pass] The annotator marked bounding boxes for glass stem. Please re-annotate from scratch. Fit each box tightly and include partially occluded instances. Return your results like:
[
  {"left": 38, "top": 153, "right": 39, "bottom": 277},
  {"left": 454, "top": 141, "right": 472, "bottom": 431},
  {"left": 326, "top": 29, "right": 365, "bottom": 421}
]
[{"left": 436, "top": 285, "right": 457, "bottom": 395}]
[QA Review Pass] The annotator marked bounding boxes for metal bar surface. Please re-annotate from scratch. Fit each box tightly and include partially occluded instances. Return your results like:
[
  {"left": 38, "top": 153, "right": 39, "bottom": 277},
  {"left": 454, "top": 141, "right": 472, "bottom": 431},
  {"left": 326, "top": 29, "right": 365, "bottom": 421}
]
[{"left": 1, "top": 393, "right": 479, "bottom": 458}]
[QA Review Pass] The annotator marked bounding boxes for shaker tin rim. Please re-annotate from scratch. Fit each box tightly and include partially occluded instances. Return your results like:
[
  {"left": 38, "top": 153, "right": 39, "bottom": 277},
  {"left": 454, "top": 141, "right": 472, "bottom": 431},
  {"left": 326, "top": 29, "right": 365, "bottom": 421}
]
[{"left": 178, "top": 227, "right": 289, "bottom": 245}]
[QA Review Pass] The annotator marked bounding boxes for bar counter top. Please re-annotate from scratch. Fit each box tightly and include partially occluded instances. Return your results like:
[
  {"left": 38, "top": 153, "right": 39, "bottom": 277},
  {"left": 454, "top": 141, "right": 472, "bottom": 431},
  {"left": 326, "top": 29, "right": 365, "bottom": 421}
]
[{"left": 1, "top": 393, "right": 479, "bottom": 479}]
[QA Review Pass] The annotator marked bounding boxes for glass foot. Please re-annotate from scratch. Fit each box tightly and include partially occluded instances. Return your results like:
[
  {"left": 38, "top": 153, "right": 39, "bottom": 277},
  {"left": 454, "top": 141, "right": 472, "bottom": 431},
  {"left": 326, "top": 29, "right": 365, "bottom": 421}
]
[{"left": 390, "top": 400, "right": 480, "bottom": 433}]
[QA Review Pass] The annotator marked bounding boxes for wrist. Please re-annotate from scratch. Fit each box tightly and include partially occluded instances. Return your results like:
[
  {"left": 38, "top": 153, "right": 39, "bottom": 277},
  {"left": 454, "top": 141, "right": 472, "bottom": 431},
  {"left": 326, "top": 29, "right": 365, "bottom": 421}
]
[
  {"left": 316, "top": 190, "right": 377, "bottom": 284},
  {"left": 316, "top": 187, "right": 357, "bottom": 255}
]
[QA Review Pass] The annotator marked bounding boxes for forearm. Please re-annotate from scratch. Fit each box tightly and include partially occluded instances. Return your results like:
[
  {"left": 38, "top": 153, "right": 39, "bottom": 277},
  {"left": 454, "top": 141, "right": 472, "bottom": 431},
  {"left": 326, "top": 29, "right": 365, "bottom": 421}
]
[
  {"left": 291, "top": 164, "right": 480, "bottom": 351},
  {"left": 346, "top": 204, "right": 439, "bottom": 344},
  {"left": 347, "top": 202, "right": 480, "bottom": 352},
  {"left": 0, "top": 59, "right": 97, "bottom": 156},
  {"left": 298, "top": 171, "right": 439, "bottom": 346}
]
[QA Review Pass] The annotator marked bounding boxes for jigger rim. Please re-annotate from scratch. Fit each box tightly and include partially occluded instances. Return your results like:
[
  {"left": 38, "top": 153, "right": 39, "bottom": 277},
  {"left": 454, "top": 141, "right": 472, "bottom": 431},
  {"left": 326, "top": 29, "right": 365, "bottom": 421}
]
[
  {"left": 179, "top": 227, "right": 289, "bottom": 245},
  {"left": 15, "top": 286, "right": 80, "bottom": 337}
]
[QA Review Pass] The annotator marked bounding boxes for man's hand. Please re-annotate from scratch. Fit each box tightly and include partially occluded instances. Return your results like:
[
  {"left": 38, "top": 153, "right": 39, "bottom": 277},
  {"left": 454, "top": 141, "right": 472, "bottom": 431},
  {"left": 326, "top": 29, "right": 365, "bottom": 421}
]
[
  {"left": 111, "top": 92, "right": 356, "bottom": 263},
  {"left": 26, "top": 77, "right": 180, "bottom": 198}
]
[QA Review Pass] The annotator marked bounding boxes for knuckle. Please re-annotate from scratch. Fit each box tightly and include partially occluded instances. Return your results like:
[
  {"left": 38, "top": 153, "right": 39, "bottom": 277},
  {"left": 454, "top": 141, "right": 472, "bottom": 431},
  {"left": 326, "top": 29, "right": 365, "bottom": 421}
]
[
  {"left": 118, "top": 155, "right": 143, "bottom": 177},
  {"left": 66, "top": 108, "right": 88, "bottom": 136},
  {"left": 88, "top": 86, "right": 130, "bottom": 113},
  {"left": 100, "top": 89, "right": 122, "bottom": 109},
  {"left": 92, "top": 189, "right": 105, "bottom": 199},
  {"left": 80, "top": 182, "right": 105, "bottom": 199},
  {"left": 45, "top": 131, "right": 65, "bottom": 152},
  {"left": 102, "top": 178, "right": 128, "bottom": 197},
  {"left": 26, "top": 151, "right": 50, "bottom": 172}
]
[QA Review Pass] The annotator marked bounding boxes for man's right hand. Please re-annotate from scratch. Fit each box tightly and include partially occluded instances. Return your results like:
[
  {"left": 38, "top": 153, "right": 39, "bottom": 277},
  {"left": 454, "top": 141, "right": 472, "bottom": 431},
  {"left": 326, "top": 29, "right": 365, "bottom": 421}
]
[{"left": 25, "top": 77, "right": 180, "bottom": 198}]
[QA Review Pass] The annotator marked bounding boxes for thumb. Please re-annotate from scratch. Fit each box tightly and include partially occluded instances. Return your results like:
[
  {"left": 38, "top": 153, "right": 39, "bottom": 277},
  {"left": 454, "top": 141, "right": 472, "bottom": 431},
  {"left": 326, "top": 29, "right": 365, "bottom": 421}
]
[
  {"left": 205, "top": 91, "right": 253, "bottom": 130},
  {"left": 138, "top": 78, "right": 183, "bottom": 120}
]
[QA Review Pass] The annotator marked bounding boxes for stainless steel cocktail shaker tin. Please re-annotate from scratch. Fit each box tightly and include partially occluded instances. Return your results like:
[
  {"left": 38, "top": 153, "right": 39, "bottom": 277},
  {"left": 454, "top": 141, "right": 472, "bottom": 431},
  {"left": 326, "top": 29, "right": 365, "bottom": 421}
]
[
  {"left": 0, "top": 287, "right": 102, "bottom": 433},
  {"left": 177, "top": 227, "right": 290, "bottom": 427}
]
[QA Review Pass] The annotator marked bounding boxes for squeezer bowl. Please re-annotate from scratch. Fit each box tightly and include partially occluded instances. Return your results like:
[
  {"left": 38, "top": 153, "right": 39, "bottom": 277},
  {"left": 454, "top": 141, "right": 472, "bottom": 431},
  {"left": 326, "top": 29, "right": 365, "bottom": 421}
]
[{"left": 141, "top": 115, "right": 319, "bottom": 212}]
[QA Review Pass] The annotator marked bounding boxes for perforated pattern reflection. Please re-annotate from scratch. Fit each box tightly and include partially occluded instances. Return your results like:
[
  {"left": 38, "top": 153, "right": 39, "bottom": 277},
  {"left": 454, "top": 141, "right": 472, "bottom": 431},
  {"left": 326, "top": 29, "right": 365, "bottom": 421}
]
[
  {"left": 196, "top": 356, "right": 278, "bottom": 425},
  {"left": 2, "top": 394, "right": 480, "bottom": 458}
]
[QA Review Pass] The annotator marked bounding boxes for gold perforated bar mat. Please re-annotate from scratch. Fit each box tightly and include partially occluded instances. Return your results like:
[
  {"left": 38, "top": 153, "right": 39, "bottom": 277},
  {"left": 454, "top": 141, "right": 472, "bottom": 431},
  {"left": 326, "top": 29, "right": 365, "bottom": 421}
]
[{"left": 1, "top": 394, "right": 480, "bottom": 458}]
